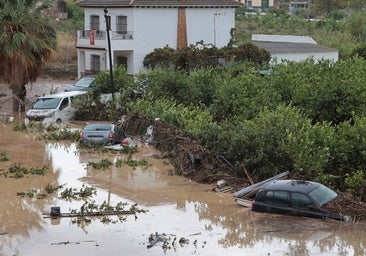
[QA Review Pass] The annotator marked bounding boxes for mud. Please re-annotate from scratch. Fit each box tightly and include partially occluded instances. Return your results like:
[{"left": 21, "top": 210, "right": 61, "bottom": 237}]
[{"left": 0, "top": 78, "right": 365, "bottom": 255}]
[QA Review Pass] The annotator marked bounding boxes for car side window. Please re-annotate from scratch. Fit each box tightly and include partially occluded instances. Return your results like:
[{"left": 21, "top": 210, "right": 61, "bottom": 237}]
[
  {"left": 59, "top": 98, "right": 69, "bottom": 110},
  {"left": 291, "top": 192, "right": 313, "bottom": 209},
  {"left": 266, "top": 191, "right": 288, "bottom": 205}
]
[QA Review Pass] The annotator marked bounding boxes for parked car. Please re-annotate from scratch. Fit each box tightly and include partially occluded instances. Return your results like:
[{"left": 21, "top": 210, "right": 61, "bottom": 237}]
[
  {"left": 25, "top": 91, "right": 87, "bottom": 125},
  {"left": 64, "top": 75, "right": 98, "bottom": 94},
  {"left": 79, "top": 123, "right": 125, "bottom": 145},
  {"left": 251, "top": 179, "right": 345, "bottom": 221}
]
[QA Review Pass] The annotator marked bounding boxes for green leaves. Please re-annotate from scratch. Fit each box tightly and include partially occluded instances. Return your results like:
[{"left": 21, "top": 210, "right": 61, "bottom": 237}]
[{"left": 124, "top": 57, "right": 366, "bottom": 195}]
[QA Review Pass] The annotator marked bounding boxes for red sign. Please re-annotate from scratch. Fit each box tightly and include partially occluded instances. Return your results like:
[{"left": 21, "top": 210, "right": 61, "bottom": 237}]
[{"left": 90, "top": 30, "right": 95, "bottom": 45}]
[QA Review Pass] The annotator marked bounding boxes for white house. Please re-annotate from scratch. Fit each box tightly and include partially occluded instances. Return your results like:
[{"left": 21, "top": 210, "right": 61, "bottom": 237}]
[
  {"left": 251, "top": 34, "right": 339, "bottom": 64},
  {"left": 76, "top": 0, "right": 242, "bottom": 78}
]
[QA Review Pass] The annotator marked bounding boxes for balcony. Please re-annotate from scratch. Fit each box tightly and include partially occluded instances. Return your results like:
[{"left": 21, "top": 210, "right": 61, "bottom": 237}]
[{"left": 76, "top": 30, "right": 134, "bottom": 49}]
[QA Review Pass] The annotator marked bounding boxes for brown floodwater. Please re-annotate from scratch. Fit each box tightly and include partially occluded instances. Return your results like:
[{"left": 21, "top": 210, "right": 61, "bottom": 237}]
[
  {"left": 1, "top": 122, "right": 366, "bottom": 256},
  {"left": 0, "top": 79, "right": 366, "bottom": 255}
]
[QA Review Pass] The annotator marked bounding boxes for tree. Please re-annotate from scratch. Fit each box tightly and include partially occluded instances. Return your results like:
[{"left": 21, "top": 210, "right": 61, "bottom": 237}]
[
  {"left": 312, "top": 0, "right": 346, "bottom": 15},
  {"left": 0, "top": 0, "right": 57, "bottom": 111}
]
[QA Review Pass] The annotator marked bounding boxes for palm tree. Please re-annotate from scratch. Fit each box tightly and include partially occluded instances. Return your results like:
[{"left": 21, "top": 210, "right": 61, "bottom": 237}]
[{"left": 0, "top": 0, "right": 56, "bottom": 112}]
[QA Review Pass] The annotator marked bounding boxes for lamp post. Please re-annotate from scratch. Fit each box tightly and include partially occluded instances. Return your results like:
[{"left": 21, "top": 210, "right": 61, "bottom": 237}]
[{"left": 104, "top": 8, "right": 115, "bottom": 95}]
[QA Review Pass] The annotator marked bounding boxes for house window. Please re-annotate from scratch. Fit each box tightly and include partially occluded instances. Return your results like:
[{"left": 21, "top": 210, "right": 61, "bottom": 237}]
[
  {"left": 91, "top": 55, "right": 100, "bottom": 72},
  {"left": 90, "top": 15, "right": 100, "bottom": 31},
  {"left": 116, "top": 56, "right": 127, "bottom": 70},
  {"left": 116, "top": 16, "right": 127, "bottom": 34},
  {"left": 261, "top": 0, "right": 269, "bottom": 9}
]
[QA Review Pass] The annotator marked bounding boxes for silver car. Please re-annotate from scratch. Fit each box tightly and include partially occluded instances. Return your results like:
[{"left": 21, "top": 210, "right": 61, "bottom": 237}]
[{"left": 79, "top": 123, "right": 125, "bottom": 145}]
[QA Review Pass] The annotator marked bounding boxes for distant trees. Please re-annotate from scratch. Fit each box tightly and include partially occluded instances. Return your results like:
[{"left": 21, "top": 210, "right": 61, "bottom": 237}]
[{"left": 312, "top": 0, "right": 346, "bottom": 14}]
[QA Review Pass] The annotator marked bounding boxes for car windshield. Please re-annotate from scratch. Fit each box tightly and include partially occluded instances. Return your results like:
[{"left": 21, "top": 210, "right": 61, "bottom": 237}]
[
  {"left": 74, "top": 77, "right": 94, "bottom": 88},
  {"left": 308, "top": 184, "right": 337, "bottom": 206},
  {"left": 84, "top": 124, "right": 112, "bottom": 131},
  {"left": 32, "top": 98, "right": 61, "bottom": 109}
]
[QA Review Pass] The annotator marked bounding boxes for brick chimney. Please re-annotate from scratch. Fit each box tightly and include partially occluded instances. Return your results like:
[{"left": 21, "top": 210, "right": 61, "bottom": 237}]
[{"left": 177, "top": 7, "right": 187, "bottom": 49}]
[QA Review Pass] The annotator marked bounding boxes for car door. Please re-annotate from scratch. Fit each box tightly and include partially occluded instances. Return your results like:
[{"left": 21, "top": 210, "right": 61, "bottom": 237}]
[
  {"left": 263, "top": 190, "right": 292, "bottom": 214},
  {"left": 56, "top": 97, "right": 73, "bottom": 121},
  {"left": 290, "top": 192, "right": 326, "bottom": 218}
]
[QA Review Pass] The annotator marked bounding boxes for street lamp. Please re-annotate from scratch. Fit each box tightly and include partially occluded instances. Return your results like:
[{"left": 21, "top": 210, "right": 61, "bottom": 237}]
[{"left": 104, "top": 8, "right": 115, "bottom": 95}]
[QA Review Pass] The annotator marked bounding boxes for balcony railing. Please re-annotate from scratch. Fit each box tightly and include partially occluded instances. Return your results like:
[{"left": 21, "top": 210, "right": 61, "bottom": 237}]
[
  {"left": 79, "top": 30, "right": 106, "bottom": 40},
  {"left": 78, "top": 30, "right": 134, "bottom": 40}
]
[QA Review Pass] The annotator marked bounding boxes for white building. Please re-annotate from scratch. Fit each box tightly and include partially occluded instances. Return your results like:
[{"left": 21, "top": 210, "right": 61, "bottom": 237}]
[
  {"left": 76, "top": 0, "right": 242, "bottom": 78},
  {"left": 251, "top": 34, "right": 339, "bottom": 64}
]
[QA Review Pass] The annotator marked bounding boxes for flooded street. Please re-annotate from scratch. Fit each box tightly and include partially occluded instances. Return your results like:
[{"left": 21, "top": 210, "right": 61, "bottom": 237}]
[
  {"left": 0, "top": 78, "right": 365, "bottom": 255},
  {"left": 1, "top": 123, "right": 366, "bottom": 256}
]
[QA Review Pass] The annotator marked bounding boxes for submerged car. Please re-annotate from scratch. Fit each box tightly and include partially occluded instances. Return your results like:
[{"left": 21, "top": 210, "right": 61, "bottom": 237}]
[
  {"left": 251, "top": 180, "right": 345, "bottom": 221},
  {"left": 79, "top": 123, "right": 125, "bottom": 145},
  {"left": 25, "top": 91, "right": 87, "bottom": 125},
  {"left": 64, "top": 75, "right": 97, "bottom": 93}
]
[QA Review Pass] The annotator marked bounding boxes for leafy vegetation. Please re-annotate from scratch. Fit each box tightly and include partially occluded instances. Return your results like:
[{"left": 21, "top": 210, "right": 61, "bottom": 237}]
[
  {"left": 60, "top": 184, "right": 97, "bottom": 199},
  {"left": 122, "top": 57, "right": 366, "bottom": 198},
  {"left": 0, "top": 163, "right": 48, "bottom": 178},
  {"left": 143, "top": 42, "right": 270, "bottom": 72},
  {"left": 88, "top": 158, "right": 113, "bottom": 170},
  {"left": 0, "top": 151, "right": 10, "bottom": 161}
]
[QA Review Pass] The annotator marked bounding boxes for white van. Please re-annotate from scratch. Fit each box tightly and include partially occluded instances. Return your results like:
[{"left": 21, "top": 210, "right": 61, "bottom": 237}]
[{"left": 25, "top": 91, "right": 87, "bottom": 125}]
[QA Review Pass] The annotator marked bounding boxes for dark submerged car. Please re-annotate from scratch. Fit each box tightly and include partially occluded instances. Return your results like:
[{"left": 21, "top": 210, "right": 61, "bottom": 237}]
[
  {"left": 80, "top": 123, "right": 125, "bottom": 145},
  {"left": 251, "top": 180, "right": 345, "bottom": 221}
]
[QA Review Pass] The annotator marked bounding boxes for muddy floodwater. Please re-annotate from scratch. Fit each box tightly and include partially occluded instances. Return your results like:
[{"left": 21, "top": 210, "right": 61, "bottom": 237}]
[
  {"left": 0, "top": 124, "right": 365, "bottom": 256},
  {"left": 0, "top": 79, "right": 365, "bottom": 256}
]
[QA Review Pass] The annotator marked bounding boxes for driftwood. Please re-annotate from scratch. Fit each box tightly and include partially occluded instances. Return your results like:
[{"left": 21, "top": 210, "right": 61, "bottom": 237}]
[
  {"left": 243, "top": 164, "right": 254, "bottom": 185},
  {"left": 43, "top": 210, "right": 136, "bottom": 219},
  {"left": 235, "top": 198, "right": 252, "bottom": 208},
  {"left": 233, "top": 171, "right": 289, "bottom": 198}
]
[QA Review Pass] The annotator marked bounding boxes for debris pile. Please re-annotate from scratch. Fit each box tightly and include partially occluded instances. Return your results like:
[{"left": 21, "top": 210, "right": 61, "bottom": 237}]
[{"left": 323, "top": 192, "right": 366, "bottom": 222}]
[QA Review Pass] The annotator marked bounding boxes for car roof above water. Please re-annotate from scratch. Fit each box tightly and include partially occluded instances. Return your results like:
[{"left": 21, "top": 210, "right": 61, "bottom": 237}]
[
  {"left": 260, "top": 180, "right": 322, "bottom": 194},
  {"left": 38, "top": 91, "right": 87, "bottom": 99}
]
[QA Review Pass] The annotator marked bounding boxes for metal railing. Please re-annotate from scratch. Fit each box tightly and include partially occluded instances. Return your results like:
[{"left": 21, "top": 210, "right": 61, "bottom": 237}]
[{"left": 78, "top": 30, "right": 134, "bottom": 40}]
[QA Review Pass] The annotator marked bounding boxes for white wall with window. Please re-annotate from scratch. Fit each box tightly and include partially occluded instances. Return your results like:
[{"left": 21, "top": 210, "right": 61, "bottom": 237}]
[{"left": 78, "top": 4, "right": 239, "bottom": 76}]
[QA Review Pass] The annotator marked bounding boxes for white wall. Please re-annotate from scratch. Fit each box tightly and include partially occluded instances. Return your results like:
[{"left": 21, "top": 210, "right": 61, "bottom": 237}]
[
  {"left": 187, "top": 8, "right": 235, "bottom": 47},
  {"left": 134, "top": 9, "right": 178, "bottom": 51},
  {"left": 81, "top": 7, "right": 237, "bottom": 74}
]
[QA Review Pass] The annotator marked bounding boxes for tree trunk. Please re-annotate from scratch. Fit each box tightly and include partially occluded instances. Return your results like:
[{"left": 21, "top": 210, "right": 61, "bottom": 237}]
[{"left": 10, "top": 83, "right": 26, "bottom": 112}]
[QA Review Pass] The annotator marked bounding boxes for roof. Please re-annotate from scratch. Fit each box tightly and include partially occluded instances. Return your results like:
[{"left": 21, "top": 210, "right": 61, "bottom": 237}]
[
  {"left": 251, "top": 34, "right": 337, "bottom": 54},
  {"left": 261, "top": 180, "right": 322, "bottom": 194},
  {"left": 78, "top": 0, "right": 242, "bottom": 8},
  {"left": 251, "top": 41, "right": 337, "bottom": 54}
]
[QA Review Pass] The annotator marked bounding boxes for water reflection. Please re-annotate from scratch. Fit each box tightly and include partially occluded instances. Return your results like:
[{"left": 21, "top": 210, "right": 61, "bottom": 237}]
[{"left": 1, "top": 133, "right": 366, "bottom": 255}]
